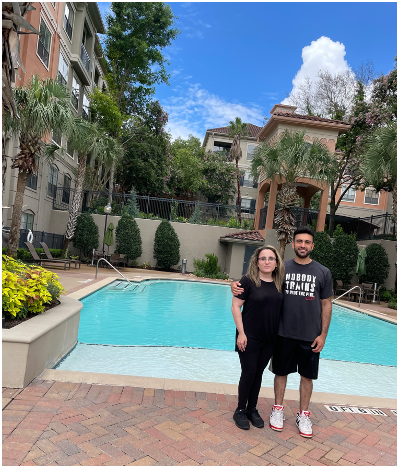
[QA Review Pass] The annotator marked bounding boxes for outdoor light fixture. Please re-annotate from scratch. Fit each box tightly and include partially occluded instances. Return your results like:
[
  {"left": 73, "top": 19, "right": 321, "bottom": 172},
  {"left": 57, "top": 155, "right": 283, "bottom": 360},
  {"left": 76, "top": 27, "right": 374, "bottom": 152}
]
[{"left": 103, "top": 203, "right": 112, "bottom": 254}]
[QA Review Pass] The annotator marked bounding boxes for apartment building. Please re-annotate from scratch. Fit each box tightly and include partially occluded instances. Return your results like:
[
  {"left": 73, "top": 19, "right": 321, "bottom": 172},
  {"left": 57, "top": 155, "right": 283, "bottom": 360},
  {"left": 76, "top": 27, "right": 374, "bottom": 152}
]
[
  {"left": 202, "top": 124, "right": 262, "bottom": 213},
  {"left": 3, "top": 2, "right": 107, "bottom": 234}
]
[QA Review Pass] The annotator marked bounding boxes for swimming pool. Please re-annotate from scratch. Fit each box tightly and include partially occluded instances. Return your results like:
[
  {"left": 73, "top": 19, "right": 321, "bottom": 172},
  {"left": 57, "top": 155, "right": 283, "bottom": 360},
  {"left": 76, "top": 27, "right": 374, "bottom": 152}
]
[{"left": 56, "top": 279, "right": 397, "bottom": 398}]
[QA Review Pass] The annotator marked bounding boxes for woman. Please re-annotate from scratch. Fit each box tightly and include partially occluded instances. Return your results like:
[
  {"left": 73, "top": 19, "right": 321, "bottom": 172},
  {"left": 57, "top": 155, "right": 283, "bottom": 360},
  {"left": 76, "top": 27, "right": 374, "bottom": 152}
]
[{"left": 231, "top": 245, "right": 284, "bottom": 430}]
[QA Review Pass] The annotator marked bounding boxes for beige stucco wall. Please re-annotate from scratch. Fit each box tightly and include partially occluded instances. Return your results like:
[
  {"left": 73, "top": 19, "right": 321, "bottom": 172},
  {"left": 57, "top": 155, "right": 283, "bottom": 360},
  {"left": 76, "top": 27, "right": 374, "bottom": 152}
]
[
  {"left": 2, "top": 296, "right": 82, "bottom": 388},
  {"left": 225, "top": 242, "right": 247, "bottom": 279},
  {"left": 264, "top": 229, "right": 295, "bottom": 261},
  {"left": 48, "top": 210, "right": 244, "bottom": 273},
  {"left": 356, "top": 239, "right": 396, "bottom": 290}
]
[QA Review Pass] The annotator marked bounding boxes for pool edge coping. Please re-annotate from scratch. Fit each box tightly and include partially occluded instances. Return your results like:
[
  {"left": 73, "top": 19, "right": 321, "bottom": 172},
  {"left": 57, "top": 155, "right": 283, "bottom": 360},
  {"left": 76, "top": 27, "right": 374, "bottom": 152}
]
[
  {"left": 333, "top": 300, "right": 397, "bottom": 325},
  {"left": 39, "top": 368, "right": 397, "bottom": 409}
]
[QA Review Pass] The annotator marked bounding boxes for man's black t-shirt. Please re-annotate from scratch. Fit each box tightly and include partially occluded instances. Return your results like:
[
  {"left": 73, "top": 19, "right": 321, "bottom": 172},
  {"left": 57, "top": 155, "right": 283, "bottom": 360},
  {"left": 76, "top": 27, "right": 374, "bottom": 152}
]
[
  {"left": 279, "top": 259, "right": 333, "bottom": 342},
  {"left": 235, "top": 275, "right": 283, "bottom": 352}
]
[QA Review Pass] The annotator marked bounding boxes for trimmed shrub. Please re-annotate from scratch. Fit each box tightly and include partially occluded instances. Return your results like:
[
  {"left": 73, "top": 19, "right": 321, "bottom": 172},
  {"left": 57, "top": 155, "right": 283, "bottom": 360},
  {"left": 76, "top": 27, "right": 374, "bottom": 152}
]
[
  {"left": 2, "top": 255, "right": 65, "bottom": 319},
  {"left": 115, "top": 214, "right": 142, "bottom": 261},
  {"left": 153, "top": 220, "right": 180, "bottom": 270},
  {"left": 388, "top": 301, "right": 397, "bottom": 310},
  {"left": 2, "top": 247, "right": 62, "bottom": 261},
  {"left": 311, "top": 231, "right": 333, "bottom": 271},
  {"left": 331, "top": 225, "right": 359, "bottom": 286},
  {"left": 73, "top": 213, "right": 99, "bottom": 257},
  {"left": 379, "top": 287, "right": 396, "bottom": 302},
  {"left": 360, "top": 243, "right": 390, "bottom": 285},
  {"left": 193, "top": 253, "right": 228, "bottom": 279}
]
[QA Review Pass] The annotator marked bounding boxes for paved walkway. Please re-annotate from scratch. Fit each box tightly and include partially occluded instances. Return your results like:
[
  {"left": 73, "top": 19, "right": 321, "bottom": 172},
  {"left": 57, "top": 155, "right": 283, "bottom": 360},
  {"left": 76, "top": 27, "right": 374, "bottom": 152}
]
[{"left": 3, "top": 379, "right": 397, "bottom": 466}]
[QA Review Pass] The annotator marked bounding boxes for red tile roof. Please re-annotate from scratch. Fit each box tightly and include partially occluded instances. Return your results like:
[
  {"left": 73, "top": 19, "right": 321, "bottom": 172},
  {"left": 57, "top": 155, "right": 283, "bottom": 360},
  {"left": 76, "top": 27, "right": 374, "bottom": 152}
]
[
  {"left": 207, "top": 123, "right": 263, "bottom": 138},
  {"left": 272, "top": 111, "right": 350, "bottom": 126},
  {"left": 220, "top": 230, "right": 265, "bottom": 242}
]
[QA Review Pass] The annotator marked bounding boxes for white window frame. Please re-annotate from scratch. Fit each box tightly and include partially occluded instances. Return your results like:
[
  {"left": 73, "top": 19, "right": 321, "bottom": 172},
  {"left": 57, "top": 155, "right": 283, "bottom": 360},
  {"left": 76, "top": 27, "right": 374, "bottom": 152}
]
[
  {"left": 36, "top": 16, "right": 52, "bottom": 70},
  {"left": 341, "top": 186, "right": 356, "bottom": 203},
  {"left": 364, "top": 187, "right": 380, "bottom": 205},
  {"left": 57, "top": 52, "right": 69, "bottom": 86},
  {"left": 82, "top": 93, "right": 90, "bottom": 118},
  {"left": 63, "top": 2, "right": 75, "bottom": 42},
  {"left": 242, "top": 172, "right": 254, "bottom": 188},
  {"left": 21, "top": 212, "right": 34, "bottom": 230},
  {"left": 240, "top": 198, "right": 252, "bottom": 211},
  {"left": 247, "top": 144, "right": 256, "bottom": 161},
  {"left": 66, "top": 139, "right": 74, "bottom": 160}
]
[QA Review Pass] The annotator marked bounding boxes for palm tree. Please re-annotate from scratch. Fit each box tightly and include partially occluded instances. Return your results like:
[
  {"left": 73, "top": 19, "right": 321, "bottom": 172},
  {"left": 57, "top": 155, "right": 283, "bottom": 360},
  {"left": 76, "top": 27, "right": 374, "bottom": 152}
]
[
  {"left": 363, "top": 122, "right": 397, "bottom": 231},
  {"left": 2, "top": 2, "right": 39, "bottom": 184},
  {"left": 4, "top": 76, "right": 73, "bottom": 258},
  {"left": 251, "top": 130, "right": 333, "bottom": 258},
  {"left": 59, "top": 118, "right": 123, "bottom": 258},
  {"left": 227, "top": 117, "right": 249, "bottom": 225}
]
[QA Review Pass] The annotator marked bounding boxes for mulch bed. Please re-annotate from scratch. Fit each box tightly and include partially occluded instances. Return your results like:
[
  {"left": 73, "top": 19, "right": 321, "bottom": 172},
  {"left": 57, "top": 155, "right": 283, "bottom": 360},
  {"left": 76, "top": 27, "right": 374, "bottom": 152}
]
[{"left": 3, "top": 300, "right": 60, "bottom": 329}]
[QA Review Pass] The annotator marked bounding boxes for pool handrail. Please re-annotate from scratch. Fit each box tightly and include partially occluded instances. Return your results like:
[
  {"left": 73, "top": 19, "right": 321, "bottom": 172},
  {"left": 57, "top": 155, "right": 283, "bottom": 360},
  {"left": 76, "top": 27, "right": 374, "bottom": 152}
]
[
  {"left": 95, "top": 258, "right": 134, "bottom": 288},
  {"left": 332, "top": 285, "right": 362, "bottom": 307}
]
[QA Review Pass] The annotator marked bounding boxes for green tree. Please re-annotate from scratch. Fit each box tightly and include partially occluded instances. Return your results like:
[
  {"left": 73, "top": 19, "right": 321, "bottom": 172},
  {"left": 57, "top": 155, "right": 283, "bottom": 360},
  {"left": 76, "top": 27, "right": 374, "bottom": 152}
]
[
  {"left": 227, "top": 117, "right": 249, "bottom": 225},
  {"left": 311, "top": 231, "right": 333, "bottom": 271},
  {"left": 4, "top": 76, "right": 73, "bottom": 258},
  {"left": 72, "top": 213, "right": 99, "bottom": 257},
  {"left": 362, "top": 122, "right": 397, "bottom": 225},
  {"left": 153, "top": 220, "right": 180, "bottom": 270},
  {"left": 124, "top": 187, "right": 140, "bottom": 217},
  {"left": 331, "top": 225, "right": 359, "bottom": 286},
  {"left": 360, "top": 243, "right": 390, "bottom": 285},
  {"left": 251, "top": 130, "right": 333, "bottom": 258},
  {"left": 115, "top": 214, "right": 142, "bottom": 262},
  {"left": 105, "top": 2, "right": 180, "bottom": 115},
  {"left": 60, "top": 118, "right": 123, "bottom": 257},
  {"left": 200, "top": 150, "right": 237, "bottom": 204}
]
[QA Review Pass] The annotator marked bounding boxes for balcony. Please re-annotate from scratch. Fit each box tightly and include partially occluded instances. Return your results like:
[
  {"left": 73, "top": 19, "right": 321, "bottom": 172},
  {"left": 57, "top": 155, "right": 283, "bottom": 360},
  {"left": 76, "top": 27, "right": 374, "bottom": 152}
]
[
  {"left": 71, "top": 90, "right": 79, "bottom": 110},
  {"left": 64, "top": 17, "right": 73, "bottom": 40},
  {"left": 80, "top": 43, "right": 90, "bottom": 73},
  {"left": 82, "top": 108, "right": 89, "bottom": 120},
  {"left": 57, "top": 72, "right": 67, "bottom": 87}
]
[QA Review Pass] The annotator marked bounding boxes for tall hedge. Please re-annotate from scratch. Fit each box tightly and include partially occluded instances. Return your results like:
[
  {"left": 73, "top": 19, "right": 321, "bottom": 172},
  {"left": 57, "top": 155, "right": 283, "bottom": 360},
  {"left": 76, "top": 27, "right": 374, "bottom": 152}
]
[
  {"left": 73, "top": 213, "right": 99, "bottom": 256},
  {"left": 331, "top": 225, "right": 359, "bottom": 286},
  {"left": 154, "top": 220, "right": 180, "bottom": 270},
  {"left": 360, "top": 243, "right": 390, "bottom": 285},
  {"left": 115, "top": 214, "right": 142, "bottom": 261},
  {"left": 311, "top": 231, "right": 333, "bottom": 271}
]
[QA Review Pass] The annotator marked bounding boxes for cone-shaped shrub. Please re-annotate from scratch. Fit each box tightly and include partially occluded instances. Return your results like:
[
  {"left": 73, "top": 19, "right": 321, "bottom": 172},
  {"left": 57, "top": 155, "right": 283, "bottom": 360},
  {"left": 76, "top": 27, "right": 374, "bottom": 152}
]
[
  {"left": 154, "top": 220, "right": 180, "bottom": 270},
  {"left": 73, "top": 213, "right": 99, "bottom": 257},
  {"left": 115, "top": 214, "right": 142, "bottom": 261}
]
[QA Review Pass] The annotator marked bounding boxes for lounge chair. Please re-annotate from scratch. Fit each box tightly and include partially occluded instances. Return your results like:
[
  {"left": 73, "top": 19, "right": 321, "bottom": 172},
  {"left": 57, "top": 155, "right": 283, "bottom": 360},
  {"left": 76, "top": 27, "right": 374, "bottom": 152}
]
[
  {"left": 40, "top": 242, "right": 81, "bottom": 268},
  {"left": 24, "top": 242, "right": 71, "bottom": 270}
]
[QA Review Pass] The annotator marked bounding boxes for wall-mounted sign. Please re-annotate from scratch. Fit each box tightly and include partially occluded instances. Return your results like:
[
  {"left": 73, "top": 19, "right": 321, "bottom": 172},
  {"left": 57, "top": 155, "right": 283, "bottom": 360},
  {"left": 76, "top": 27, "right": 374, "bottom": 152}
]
[{"left": 325, "top": 405, "right": 387, "bottom": 416}]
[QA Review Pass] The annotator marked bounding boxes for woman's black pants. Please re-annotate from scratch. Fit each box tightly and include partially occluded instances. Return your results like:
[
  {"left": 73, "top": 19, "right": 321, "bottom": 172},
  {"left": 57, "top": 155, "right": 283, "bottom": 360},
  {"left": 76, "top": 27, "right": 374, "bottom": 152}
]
[{"left": 237, "top": 341, "right": 274, "bottom": 410}]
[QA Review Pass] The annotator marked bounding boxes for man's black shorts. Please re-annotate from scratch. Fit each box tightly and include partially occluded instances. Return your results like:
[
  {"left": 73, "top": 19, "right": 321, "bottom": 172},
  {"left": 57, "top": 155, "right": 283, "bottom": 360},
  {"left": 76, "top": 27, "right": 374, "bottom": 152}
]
[{"left": 270, "top": 335, "right": 320, "bottom": 380}]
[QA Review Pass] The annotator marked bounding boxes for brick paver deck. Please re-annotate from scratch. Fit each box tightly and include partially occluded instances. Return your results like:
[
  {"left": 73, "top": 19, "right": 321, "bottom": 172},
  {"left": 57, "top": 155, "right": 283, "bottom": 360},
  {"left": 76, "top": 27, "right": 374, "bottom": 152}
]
[{"left": 3, "top": 379, "right": 397, "bottom": 466}]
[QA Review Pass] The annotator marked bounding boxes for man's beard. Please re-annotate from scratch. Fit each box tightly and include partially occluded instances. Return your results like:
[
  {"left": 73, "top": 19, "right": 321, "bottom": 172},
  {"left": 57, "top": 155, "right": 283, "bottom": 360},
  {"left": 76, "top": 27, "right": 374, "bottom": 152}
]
[{"left": 294, "top": 246, "right": 312, "bottom": 258}]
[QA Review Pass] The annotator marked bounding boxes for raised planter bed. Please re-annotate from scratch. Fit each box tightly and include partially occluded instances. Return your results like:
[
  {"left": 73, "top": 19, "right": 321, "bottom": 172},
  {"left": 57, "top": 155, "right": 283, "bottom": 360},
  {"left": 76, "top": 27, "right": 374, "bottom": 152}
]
[{"left": 2, "top": 296, "right": 82, "bottom": 388}]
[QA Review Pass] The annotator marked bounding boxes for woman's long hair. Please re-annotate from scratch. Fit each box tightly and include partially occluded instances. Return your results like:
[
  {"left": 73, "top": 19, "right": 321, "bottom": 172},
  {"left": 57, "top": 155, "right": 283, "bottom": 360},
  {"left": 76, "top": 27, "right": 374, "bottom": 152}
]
[{"left": 246, "top": 246, "right": 285, "bottom": 292}]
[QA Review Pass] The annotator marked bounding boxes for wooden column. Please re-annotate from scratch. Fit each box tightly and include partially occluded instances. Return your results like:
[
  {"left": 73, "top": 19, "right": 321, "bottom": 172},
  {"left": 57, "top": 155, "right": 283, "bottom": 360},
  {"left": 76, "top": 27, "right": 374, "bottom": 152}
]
[
  {"left": 254, "top": 188, "right": 266, "bottom": 231},
  {"left": 265, "top": 179, "right": 278, "bottom": 231},
  {"left": 316, "top": 185, "right": 329, "bottom": 231}
]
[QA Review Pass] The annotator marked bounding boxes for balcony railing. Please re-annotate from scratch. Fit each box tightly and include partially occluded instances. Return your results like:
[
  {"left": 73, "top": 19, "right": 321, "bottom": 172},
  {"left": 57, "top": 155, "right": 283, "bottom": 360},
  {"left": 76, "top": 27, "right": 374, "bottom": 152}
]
[
  {"left": 64, "top": 17, "right": 73, "bottom": 40},
  {"left": 80, "top": 43, "right": 90, "bottom": 73},
  {"left": 82, "top": 108, "right": 89, "bottom": 120},
  {"left": 71, "top": 90, "right": 79, "bottom": 110},
  {"left": 57, "top": 72, "right": 67, "bottom": 87},
  {"left": 37, "top": 41, "right": 49, "bottom": 67}
]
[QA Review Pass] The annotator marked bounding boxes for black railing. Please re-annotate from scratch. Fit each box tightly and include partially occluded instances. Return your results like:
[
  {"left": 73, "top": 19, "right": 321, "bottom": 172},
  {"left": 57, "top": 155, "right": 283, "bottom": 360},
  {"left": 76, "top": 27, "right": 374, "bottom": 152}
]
[
  {"left": 259, "top": 205, "right": 395, "bottom": 240},
  {"left": 71, "top": 90, "right": 78, "bottom": 109},
  {"left": 2, "top": 228, "right": 64, "bottom": 250},
  {"left": 80, "top": 43, "right": 90, "bottom": 73},
  {"left": 37, "top": 41, "right": 49, "bottom": 67},
  {"left": 57, "top": 71, "right": 67, "bottom": 87},
  {"left": 53, "top": 188, "right": 256, "bottom": 230}
]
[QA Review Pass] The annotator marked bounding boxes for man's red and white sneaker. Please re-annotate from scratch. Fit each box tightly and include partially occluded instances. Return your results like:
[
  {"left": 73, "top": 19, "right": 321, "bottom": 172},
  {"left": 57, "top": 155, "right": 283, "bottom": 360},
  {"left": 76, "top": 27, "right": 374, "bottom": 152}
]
[
  {"left": 296, "top": 410, "right": 312, "bottom": 438},
  {"left": 269, "top": 405, "right": 284, "bottom": 431}
]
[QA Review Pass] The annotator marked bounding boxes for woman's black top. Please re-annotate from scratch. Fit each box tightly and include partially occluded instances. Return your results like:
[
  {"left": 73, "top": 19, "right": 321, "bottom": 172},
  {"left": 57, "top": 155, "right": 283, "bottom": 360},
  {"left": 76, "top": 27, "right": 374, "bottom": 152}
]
[{"left": 234, "top": 275, "right": 283, "bottom": 352}]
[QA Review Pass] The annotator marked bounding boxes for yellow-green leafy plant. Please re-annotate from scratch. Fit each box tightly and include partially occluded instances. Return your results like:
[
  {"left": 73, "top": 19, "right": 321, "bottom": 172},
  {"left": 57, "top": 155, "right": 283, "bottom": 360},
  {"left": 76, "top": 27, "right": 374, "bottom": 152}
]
[{"left": 2, "top": 255, "right": 65, "bottom": 319}]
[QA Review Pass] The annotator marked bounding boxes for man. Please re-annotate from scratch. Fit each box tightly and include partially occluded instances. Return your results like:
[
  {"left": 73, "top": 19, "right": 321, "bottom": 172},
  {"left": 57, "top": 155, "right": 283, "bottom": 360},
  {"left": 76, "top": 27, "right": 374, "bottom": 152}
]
[{"left": 231, "top": 226, "right": 333, "bottom": 438}]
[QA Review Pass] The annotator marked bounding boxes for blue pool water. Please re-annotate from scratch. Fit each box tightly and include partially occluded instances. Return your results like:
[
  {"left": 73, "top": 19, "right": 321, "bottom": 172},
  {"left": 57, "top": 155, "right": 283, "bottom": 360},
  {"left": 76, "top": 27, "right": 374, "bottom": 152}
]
[{"left": 77, "top": 279, "right": 397, "bottom": 367}]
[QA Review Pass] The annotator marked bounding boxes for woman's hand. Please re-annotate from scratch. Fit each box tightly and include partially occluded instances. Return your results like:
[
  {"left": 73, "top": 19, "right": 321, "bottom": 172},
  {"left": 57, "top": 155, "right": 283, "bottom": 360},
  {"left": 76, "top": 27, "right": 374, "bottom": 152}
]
[
  {"left": 237, "top": 332, "right": 247, "bottom": 352},
  {"left": 231, "top": 281, "right": 244, "bottom": 296}
]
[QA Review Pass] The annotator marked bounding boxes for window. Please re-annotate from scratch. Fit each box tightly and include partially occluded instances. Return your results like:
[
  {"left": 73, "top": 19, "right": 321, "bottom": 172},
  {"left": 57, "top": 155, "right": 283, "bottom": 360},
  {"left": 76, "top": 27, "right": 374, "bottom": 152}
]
[
  {"left": 26, "top": 156, "right": 39, "bottom": 190},
  {"left": 82, "top": 94, "right": 89, "bottom": 120},
  {"left": 341, "top": 187, "right": 356, "bottom": 202},
  {"left": 365, "top": 188, "right": 379, "bottom": 205},
  {"left": 48, "top": 165, "right": 58, "bottom": 198},
  {"left": 21, "top": 212, "right": 34, "bottom": 231},
  {"left": 37, "top": 18, "right": 51, "bottom": 68},
  {"left": 52, "top": 129, "right": 62, "bottom": 147},
  {"left": 64, "top": 2, "right": 74, "bottom": 40},
  {"left": 247, "top": 144, "right": 256, "bottom": 161},
  {"left": 66, "top": 140, "right": 74, "bottom": 159},
  {"left": 81, "top": 23, "right": 90, "bottom": 72},
  {"left": 57, "top": 53, "right": 68, "bottom": 86},
  {"left": 62, "top": 175, "right": 71, "bottom": 204},
  {"left": 328, "top": 186, "right": 332, "bottom": 199},
  {"left": 237, "top": 198, "right": 256, "bottom": 214},
  {"left": 241, "top": 172, "right": 255, "bottom": 188},
  {"left": 71, "top": 75, "right": 79, "bottom": 109}
]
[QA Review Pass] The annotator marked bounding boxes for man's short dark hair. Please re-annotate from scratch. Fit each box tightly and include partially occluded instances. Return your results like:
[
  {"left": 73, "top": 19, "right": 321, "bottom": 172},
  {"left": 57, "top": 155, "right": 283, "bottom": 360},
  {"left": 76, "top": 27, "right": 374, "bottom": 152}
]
[{"left": 293, "top": 226, "right": 314, "bottom": 240}]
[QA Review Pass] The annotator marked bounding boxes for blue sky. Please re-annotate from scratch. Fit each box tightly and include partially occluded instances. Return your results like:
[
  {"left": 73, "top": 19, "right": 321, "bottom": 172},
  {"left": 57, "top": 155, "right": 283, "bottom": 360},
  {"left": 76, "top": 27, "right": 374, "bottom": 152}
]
[{"left": 97, "top": 2, "right": 397, "bottom": 141}]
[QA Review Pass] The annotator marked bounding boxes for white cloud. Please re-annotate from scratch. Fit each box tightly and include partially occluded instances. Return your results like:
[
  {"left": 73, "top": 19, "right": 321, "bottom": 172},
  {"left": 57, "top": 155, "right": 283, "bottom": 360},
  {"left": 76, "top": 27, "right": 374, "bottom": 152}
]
[
  {"left": 282, "top": 36, "right": 351, "bottom": 104},
  {"left": 163, "top": 83, "right": 264, "bottom": 141}
]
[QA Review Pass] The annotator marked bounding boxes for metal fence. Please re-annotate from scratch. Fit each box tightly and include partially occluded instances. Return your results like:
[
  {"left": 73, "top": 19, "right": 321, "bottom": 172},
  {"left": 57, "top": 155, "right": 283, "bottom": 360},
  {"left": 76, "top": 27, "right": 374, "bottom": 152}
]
[
  {"left": 260, "top": 205, "right": 395, "bottom": 240},
  {"left": 2, "top": 228, "right": 65, "bottom": 250},
  {"left": 53, "top": 188, "right": 256, "bottom": 229}
]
